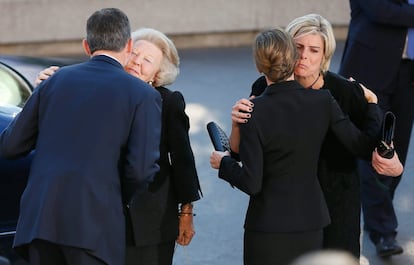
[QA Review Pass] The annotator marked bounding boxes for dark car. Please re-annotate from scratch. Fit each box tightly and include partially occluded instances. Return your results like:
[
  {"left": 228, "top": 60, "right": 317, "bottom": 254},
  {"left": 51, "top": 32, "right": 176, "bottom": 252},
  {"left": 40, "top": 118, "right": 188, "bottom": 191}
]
[{"left": 0, "top": 55, "right": 82, "bottom": 264}]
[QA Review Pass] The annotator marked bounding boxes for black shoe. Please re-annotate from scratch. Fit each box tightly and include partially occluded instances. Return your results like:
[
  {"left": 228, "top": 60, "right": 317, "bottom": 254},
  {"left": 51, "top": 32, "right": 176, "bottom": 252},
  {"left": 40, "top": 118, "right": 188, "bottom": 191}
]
[{"left": 376, "top": 237, "right": 403, "bottom": 257}]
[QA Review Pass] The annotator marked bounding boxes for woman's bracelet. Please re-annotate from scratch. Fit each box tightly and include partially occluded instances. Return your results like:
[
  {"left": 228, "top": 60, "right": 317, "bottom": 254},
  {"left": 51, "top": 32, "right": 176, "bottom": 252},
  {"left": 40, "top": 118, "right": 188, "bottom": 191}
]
[{"left": 180, "top": 203, "right": 193, "bottom": 212}]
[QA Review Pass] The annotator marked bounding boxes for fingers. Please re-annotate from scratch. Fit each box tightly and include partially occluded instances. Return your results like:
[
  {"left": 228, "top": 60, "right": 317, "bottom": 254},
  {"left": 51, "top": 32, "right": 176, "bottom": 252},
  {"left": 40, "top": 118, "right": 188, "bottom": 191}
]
[
  {"left": 210, "top": 151, "right": 230, "bottom": 169},
  {"left": 176, "top": 229, "right": 195, "bottom": 246},
  {"left": 362, "top": 86, "right": 378, "bottom": 104},
  {"left": 231, "top": 98, "right": 254, "bottom": 124},
  {"left": 210, "top": 151, "right": 221, "bottom": 169},
  {"left": 35, "top": 66, "right": 60, "bottom": 86},
  {"left": 177, "top": 213, "right": 195, "bottom": 246},
  {"left": 231, "top": 109, "right": 251, "bottom": 123},
  {"left": 348, "top": 77, "right": 378, "bottom": 104},
  {"left": 371, "top": 149, "right": 403, "bottom": 177}
]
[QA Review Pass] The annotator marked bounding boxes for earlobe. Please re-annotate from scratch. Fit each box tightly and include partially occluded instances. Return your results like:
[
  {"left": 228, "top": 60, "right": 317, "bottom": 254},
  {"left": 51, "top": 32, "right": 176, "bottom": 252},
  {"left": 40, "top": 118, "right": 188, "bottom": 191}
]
[{"left": 83, "top": 39, "right": 92, "bottom": 56}]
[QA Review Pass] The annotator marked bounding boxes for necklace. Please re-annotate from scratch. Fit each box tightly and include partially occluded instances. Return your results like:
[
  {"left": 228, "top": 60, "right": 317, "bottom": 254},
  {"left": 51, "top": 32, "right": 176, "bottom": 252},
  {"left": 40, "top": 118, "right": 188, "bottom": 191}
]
[{"left": 307, "top": 72, "right": 321, "bottom": 89}]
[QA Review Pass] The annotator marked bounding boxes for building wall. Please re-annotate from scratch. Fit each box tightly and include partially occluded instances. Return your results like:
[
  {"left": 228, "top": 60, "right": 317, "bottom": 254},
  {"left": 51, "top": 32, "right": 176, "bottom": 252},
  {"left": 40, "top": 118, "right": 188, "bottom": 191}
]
[{"left": 0, "top": 0, "right": 351, "bottom": 56}]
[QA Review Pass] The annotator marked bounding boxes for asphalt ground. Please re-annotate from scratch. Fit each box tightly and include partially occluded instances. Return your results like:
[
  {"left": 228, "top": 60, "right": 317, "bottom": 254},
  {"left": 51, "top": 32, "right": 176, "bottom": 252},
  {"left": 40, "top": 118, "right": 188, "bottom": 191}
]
[{"left": 168, "top": 42, "right": 414, "bottom": 265}]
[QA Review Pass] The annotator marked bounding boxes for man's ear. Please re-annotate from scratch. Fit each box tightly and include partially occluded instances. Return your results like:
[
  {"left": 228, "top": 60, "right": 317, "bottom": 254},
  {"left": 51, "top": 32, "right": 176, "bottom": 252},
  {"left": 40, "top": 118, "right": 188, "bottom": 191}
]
[
  {"left": 126, "top": 38, "right": 133, "bottom": 53},
  {"left": 82, "top": 39, "right": 92, "bottom": 56}
]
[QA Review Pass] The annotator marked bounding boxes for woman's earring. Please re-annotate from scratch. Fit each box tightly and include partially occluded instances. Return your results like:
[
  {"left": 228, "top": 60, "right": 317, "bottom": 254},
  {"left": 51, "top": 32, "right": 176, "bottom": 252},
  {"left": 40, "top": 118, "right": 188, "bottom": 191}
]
[{"left": 148, "top": 80, "right": 153, "bottom": 86}]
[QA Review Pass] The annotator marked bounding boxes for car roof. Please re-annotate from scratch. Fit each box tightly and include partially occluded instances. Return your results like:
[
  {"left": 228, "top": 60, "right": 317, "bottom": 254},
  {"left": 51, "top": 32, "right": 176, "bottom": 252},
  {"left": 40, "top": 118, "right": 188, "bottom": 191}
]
[{"left": 0, "top": 55, "right": 84, "bottom": 88}]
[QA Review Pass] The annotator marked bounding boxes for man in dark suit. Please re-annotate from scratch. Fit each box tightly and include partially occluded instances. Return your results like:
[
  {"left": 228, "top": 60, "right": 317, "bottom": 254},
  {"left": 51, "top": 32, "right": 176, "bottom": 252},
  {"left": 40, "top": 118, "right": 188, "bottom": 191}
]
[
  {"left": 339, "top": 0, "right": 414, "bottom": 258},
  {"left": 0, "top": 8, "right": 162, "bottom": 265}
]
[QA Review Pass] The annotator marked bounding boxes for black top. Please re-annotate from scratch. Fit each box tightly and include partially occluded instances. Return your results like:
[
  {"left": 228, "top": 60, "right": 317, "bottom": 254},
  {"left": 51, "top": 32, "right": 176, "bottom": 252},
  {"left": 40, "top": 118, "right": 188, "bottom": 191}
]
[{"left": 252, "top": 72, "right": 374, "bottom": 172}]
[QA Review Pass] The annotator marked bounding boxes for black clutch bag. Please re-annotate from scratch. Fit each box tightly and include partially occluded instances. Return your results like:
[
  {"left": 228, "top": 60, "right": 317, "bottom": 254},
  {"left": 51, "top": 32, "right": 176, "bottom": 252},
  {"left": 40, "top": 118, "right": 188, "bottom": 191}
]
[
  {"left": 377, "top": 111, "right": 396, "bottom": 159},
  {"left": 206, "top": 121, "right": 230, "bottom": 152}
]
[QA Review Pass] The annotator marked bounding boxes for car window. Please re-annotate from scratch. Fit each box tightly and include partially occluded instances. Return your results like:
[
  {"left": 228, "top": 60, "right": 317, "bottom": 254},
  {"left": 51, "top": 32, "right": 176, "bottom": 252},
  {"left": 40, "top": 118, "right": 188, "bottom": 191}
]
[{"left": 0, "top": 63, "right": 31, "bottom": 108}]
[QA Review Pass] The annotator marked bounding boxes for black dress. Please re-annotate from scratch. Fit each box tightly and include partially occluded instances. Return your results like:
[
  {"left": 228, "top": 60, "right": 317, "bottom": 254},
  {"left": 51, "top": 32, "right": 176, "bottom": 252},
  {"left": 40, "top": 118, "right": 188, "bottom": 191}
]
[{"left": 251, "top": 72, "right": 373, "bottom": 258}]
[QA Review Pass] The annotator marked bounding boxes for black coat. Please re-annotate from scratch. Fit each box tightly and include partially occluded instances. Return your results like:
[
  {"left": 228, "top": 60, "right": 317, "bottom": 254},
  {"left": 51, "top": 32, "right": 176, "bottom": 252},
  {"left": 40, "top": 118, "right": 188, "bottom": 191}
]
[{"left": 127, "top": 86, "right": 202, "bottom": 247}]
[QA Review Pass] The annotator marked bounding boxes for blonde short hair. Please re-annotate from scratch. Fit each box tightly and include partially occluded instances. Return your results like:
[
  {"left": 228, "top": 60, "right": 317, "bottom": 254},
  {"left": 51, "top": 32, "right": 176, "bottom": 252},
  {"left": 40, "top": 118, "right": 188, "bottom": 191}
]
[
  {"left": 131, "top": 28, "right": 179, "bottom": 87},
  {"left": 286, "top": 13, "right": 336, "bottom": 72}
]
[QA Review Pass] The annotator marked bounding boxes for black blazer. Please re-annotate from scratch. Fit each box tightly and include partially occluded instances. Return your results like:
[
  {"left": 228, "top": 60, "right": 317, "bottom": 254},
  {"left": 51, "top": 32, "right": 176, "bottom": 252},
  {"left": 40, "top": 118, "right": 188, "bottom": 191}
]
[
  {"left": 339, "top": 0, "right": 414, "bottom": 92},
  {"left": 219, "top": 80, "right": 381, "bottom": 233},
  {"left": 0, "top": 55, "right": 162, "bottom": 265},
  {"left": 128, "top": 87, "right": 202, "bottom": 246},
  {"left": 252, "top": 72, "right": 373, "bottom": 183}
]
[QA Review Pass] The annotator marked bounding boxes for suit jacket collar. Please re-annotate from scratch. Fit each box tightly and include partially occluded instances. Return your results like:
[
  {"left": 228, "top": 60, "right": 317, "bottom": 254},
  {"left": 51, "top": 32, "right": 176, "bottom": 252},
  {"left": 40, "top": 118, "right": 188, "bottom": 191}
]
[
  {"left": 263, "top": 80, "right": 304, "bottom": 95},
  {"left": 90, "top": 55, "right": 124, "bottom": 70}
]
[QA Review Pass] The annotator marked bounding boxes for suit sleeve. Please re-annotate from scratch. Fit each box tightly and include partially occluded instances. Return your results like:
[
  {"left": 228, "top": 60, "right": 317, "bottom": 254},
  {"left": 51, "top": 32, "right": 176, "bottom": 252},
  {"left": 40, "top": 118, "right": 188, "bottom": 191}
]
[
  {"left": 123, "top": 88, "right": 162, "bottom": 205},
  {"left": 329, "top": 93, "right": 381, "bottom": 158},
  {"left": 0, "top": 87, "right": 41, "bottom": 159},
  {"left": 166, "top": 91, "right": 202, "bottom": 203},
  {"left": 219, "top": 117, "right": 263, "bottom": 196},
  {"left": 356, "top": 0, "right": 414, "bottom": 27}
]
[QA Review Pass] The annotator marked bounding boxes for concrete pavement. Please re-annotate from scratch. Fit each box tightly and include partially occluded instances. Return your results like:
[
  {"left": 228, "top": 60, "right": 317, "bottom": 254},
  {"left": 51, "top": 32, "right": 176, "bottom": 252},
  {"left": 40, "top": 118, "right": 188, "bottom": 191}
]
[{"left": 169, "top": 44, "right": 414, "bottom": 265}]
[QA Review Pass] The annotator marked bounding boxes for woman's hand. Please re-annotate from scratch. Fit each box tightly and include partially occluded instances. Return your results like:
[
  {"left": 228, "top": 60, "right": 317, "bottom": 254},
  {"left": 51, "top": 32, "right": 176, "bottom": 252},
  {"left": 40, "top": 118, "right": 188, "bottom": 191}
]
[
  {"left": 349, "top": 77, "right": 378, "bottom": 104},
  {"left": 210, "top": 151, "right": 230, "bottom": 169},
  {"left": 361, "top": 84, "right": 378, "bottom": 104},
  {"left": 231, "top": 98, "right": 254, "bottom": 124},
  {"left": 176, "top": 203, "right": 195, "bottom": 246},
  {"left": 35, "top": 66, "right": 60, "bottom": 86},
  {"left": 372, "top": 148, "right": 403, "bottom": 177}
]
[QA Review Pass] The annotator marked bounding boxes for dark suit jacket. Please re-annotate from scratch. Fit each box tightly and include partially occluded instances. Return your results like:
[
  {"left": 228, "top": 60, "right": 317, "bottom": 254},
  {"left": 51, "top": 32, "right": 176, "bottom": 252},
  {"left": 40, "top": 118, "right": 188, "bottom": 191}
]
[
  {"left": 128, "top": 87, "right": 202, "bottom": 247},
  {"left": 339, "top": 0, "right": 414, "bottom": 93},
  {"left": 219, "top": 80, "right": 381, "bottom": 233},
  {"left": 0, "top": 55, "right": 162, "bottom": 265}
]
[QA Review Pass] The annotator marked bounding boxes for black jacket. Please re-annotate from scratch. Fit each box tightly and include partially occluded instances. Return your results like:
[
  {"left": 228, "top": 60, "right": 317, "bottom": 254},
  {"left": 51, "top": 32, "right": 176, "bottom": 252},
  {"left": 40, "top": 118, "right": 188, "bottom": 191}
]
[
  {"left": 128, "top": 86, "right": 202, "bottom": 246},
  {"left": 219, "top": 80, "right": 381, "bottom": 233}
]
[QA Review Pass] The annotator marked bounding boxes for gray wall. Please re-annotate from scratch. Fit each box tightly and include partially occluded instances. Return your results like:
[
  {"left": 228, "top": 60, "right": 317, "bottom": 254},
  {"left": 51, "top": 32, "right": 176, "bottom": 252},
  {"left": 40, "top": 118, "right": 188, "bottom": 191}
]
[{"left": 0, "top": 0, "right": 350, "bottom": 56}]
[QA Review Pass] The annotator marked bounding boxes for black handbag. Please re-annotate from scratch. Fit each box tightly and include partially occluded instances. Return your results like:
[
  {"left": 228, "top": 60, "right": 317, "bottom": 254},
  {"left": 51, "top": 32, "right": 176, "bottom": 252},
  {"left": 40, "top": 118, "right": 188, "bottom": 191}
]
[
  {"left": 206, "top": 121, "right": 230, "bottom": 152},
  {"left": 376, "top": 111, "right": 396, "bottom": 159}
]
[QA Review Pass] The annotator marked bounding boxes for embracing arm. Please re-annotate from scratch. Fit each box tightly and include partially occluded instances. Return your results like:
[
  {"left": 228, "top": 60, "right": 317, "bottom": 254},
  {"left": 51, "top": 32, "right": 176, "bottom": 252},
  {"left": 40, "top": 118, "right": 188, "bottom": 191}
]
[
  {"left": 230, "top": 76, "right": 265, "bottom": 153},
  {"left": 229, "top": 98, "right": 254, "bottom": 153},
  {"left": 329, "top": 92, "right": 382, "bottom": 158},
  {"left": 35, "top": 66, "right": 60, "bottom": 86}
]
